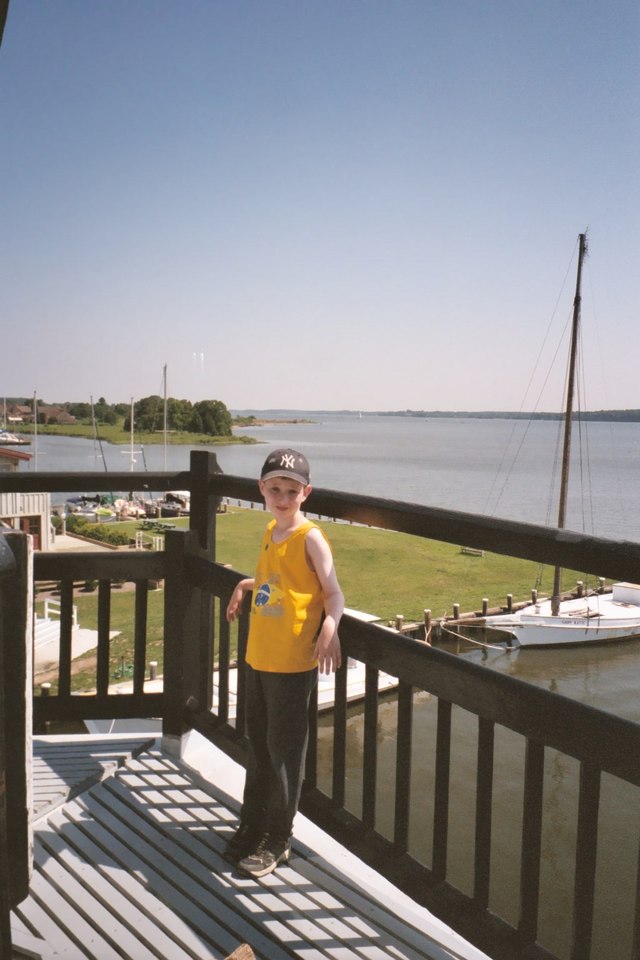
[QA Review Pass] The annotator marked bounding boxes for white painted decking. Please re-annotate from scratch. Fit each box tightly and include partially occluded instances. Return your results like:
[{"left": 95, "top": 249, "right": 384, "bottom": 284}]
[{"left": 12, "top": 733, "right": 492, "bottom": 960}]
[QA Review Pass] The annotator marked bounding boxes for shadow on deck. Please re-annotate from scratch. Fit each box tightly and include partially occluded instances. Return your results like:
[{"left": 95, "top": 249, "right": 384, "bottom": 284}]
[{"left": 12, "top": 733, "right": 489, "bottom": 960}]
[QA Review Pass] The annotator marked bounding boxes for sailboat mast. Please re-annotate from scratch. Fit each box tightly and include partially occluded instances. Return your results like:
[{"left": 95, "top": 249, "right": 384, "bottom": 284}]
[
  {"left": 90, "top": 395, "right": 108, "bottom": 472},
  {"left": 130, "top": 397, "right": 135, "bottom": 472},
  {"left": 33, "top": 390, "right": 38, "bottom": 470},
  {"left": 163, "top": 364, "right": 168, "bottom": 471},
  {"left": 551, "top": 232, "right": 587, "bottom": 613}
]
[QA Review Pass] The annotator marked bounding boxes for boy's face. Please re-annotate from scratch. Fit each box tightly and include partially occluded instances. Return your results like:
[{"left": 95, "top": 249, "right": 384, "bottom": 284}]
[{"left": 259, "top": 475, "right": 311, "bottom": 519}]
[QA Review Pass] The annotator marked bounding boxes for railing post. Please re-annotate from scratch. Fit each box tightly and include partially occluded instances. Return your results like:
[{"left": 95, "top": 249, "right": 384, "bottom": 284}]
[
  {"left": 0, "top": 532, "right": 32, "bottom": 956},
  {"left": 189, "top": 449, "right": 221, "bottom": 555},
  {"left": 162, "top": 528, "right": 201, "bottom": 747},
  {"left": 188, "top": 449, "right": 221, "bottom": 719}
]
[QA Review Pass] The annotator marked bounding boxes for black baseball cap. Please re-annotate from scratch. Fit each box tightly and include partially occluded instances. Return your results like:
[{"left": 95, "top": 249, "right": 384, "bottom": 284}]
[{"left": 260, "top": 448, "right": 310, "bottom": 486}]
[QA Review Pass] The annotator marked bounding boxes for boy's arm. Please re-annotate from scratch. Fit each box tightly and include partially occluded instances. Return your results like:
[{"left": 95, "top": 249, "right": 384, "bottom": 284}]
[
  {"left": 305, "top": 528, "right": 344, "bottom": 674},
  {"left": 226, "top": 578, "right": 255, "bottom": 622}
]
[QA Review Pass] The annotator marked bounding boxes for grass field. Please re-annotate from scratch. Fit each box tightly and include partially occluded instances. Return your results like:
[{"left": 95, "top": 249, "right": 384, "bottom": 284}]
[
  {"left": 16, "top": 421, "right": 253, "bottom": 446},
  {"left": 215, "top": 507, "right": 560, "bottom": 621},
  {"left": 40, "top": 507, "right": 590, "bottom": 693}
]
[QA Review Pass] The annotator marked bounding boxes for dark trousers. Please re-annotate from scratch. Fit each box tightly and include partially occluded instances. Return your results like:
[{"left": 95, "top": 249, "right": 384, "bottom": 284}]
[{"left": 241, "top": 664, "right": 317, "bottom": 838}]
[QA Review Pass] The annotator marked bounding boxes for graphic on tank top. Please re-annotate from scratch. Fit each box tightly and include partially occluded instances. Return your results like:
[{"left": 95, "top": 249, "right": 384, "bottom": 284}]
[{"left": 253, "top": 574, "right": 285, "bottom": 616}]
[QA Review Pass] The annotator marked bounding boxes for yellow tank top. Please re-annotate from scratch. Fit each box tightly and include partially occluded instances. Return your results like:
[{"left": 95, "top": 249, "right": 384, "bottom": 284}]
[{"left": 246, "top": 519, "right": 328, "bottom": 673}]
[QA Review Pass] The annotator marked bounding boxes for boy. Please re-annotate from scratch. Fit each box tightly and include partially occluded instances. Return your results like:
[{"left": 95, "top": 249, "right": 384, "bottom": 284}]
[{"left": 225, "top": 448, "right": 344, "bottom": 877}]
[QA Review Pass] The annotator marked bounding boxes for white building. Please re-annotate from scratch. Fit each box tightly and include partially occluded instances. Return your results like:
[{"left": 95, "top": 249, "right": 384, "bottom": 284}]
[{"left": 0, "top": 446, "right": 52, "bottom": 551}]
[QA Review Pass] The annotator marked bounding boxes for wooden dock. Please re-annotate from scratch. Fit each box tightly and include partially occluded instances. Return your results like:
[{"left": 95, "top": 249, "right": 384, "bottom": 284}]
[{"left": 11, "top": 733, "right": 491, "bottom": 960}]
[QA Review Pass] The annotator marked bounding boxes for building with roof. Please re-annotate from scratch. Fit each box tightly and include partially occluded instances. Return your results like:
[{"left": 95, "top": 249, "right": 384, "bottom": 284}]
[{"left": 0, "top": 446, "right": 52, "bottom": 550}]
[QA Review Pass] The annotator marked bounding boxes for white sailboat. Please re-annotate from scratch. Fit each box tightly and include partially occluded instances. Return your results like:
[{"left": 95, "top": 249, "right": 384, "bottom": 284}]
[
  {"left": 486, "top": 582, "right": 640, "bottom": 647},
  {"left": 486, "top": 233, "right": 640, "bottom": 647}
]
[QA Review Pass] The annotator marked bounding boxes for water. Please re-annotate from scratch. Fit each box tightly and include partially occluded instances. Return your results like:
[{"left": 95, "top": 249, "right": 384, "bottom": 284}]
[{"left": 18, "top": 414, "right": 640, "bottom": 958}]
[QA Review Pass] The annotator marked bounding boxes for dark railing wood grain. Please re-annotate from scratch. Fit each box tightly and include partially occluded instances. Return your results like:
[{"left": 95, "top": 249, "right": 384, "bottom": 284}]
[
  {"left": 33, "top": 550, "right": 166, "bottom": 726},
  {"left": 0, "top": 533, "right": 31, "bottom": 957}
]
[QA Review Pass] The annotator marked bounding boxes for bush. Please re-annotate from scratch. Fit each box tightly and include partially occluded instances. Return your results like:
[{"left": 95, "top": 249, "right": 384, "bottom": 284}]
[
  {"left": 94, "top": 526, "right": 130, "bottom": 546},
  {"left": 65, "top": 513, "right": 130, "bottom": 546},
  {"left": 65, "top": 514, "right": 91, "bottom": 535}
]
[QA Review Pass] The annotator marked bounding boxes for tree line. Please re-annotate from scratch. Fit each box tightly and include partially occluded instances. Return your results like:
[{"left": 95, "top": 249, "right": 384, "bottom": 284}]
[
  {"left": 124, "top": 396, "right": 232, "bottom": 437},
  {"left": 8, "top": 396, "right": 233, "bottom": 437}
]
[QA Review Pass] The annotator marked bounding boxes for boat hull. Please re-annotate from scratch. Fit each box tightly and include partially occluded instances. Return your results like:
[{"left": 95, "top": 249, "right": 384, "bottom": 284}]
[{"left": 485, "top": 585, "right": 640, "bottom": 648}]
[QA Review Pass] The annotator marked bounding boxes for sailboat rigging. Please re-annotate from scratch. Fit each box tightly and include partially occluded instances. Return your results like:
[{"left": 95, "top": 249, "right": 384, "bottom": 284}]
[
  {"left": 90, "top": 395, "right": 109, "bottom": 472},
  {"left": 486, "top": 233, "right": 640, "bottom": 647},
  {"left": 163, "top": 362, "right": 168, "bottom": 471},
  {"left": 121, "top": 397, "right": 143, "bottom": 472},
  {"left": 551, "top": 231, "right": 586, "bottom": 615}
]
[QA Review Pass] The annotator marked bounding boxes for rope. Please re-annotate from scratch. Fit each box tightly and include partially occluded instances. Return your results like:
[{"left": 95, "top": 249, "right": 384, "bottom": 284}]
[{"left": 438, "top": 622, "right": 514, "bottom": 651}]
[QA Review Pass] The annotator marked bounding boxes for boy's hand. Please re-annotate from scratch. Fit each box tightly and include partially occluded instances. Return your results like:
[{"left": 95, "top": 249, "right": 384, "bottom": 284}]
[
  {"left": 226, "top": 579, "right": 253, "bottom": 622},
  {"left": 313, "top": 618, "right": 342, "bottom": 675}
]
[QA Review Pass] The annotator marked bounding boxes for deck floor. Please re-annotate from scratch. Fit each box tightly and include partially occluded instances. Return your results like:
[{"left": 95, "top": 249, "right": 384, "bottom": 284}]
[{"left": 11, "top": 733, "right": 490, "bottom": 960}]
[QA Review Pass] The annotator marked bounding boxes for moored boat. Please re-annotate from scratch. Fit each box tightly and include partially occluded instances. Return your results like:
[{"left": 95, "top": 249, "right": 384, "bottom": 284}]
[
  {"left": 0, "top": 430, "right": 29, "bottom": 445},
  {"left": 487, "top": 582, "right": 640, "bottom": 647}
]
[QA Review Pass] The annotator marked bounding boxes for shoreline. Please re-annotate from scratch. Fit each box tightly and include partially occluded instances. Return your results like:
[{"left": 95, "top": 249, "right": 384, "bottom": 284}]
[{"left": 6, "top": 417, "right": 316, "bottom": 447}]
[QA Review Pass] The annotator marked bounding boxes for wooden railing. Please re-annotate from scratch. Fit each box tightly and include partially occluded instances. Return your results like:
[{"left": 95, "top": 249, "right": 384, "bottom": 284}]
[
  {"left": 0, "top": 532, "right": 31, "bottom": 960},
  {"left": 2, "top": 450, "right": 640, "bottom": 960}
]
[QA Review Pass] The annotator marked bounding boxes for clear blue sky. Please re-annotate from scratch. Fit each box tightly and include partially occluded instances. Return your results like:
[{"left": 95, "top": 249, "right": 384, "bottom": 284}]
[{"left": 1, "top": 1, "right": 638, "bottom": 412}]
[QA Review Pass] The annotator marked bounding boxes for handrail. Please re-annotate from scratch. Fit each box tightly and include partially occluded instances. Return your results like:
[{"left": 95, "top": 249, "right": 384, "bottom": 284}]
[
  {"left": 208, "top": 473, "right": 640, "bottom": 582},
  {"left": 0, "top": 533, "right": 31, "bottom": 957},
  {"left": 0, "top": 470, "right": 188, "bottom": 494},
  {"left": 0, "top": 534, "right": 17, "bottom": 954}
]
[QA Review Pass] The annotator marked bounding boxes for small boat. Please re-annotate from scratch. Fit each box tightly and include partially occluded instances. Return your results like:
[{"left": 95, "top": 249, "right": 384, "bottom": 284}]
[
  {"left": 64, "top": 495, "right": 116, "bottom": 523},
  {"left": 0, "top": 430, "right": 29, "bottom": 445},
  {"left": 142, "top": 491, "right": 190, "bottom": 519},
  {"left": 485, "top": 233, "right": 640, "bottom": 648},
  {"left": 160, "top": 490, "right": 190, "bottom": 517},
  {"left": 113, "top": 498, "right": 147, "bottom": 519},
  {"left": 487, "top": 582, "right": 640, "bottom": 647}
]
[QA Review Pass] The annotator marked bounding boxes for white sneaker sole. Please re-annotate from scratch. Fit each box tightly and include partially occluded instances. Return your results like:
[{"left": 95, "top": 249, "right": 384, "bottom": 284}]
[{"left": 238, "top": 847, "right": 291, "bottom": 878}]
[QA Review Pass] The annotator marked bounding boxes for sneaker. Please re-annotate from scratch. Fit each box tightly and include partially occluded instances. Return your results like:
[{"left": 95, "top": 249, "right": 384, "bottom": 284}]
[
  {"left": 224, "top": 822, "right": 263, "bottom": 864},
  {"left": 238, "top": 833, "right": 291, "bottom": 877}
]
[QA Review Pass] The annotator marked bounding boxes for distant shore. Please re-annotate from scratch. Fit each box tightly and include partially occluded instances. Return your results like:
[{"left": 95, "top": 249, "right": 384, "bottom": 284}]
[
  {"left": 234, "top": 408, "right": 640, "bottom": 422},
  {"left": 232, "top": 415, "right": 316, "bottom": 427},
  {"left": 5, "top": 414, "right": 318, "bottom": 446},
  {"left": 376, "top": 409, "right": 640, "bottom": 422}
]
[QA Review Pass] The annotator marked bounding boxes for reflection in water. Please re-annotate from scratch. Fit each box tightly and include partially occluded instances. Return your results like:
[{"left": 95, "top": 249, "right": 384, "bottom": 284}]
[{"left": 451, "top": 634, "right": 640, "bottom": 723}]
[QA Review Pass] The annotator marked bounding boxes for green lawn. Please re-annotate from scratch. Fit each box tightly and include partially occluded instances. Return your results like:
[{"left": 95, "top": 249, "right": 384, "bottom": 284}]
[
  {"left": 17, "top": 421, "right": 254, "bottom": 446},
  {"left": 215, "top": 507, "right": 570, "bottom": 621}
]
